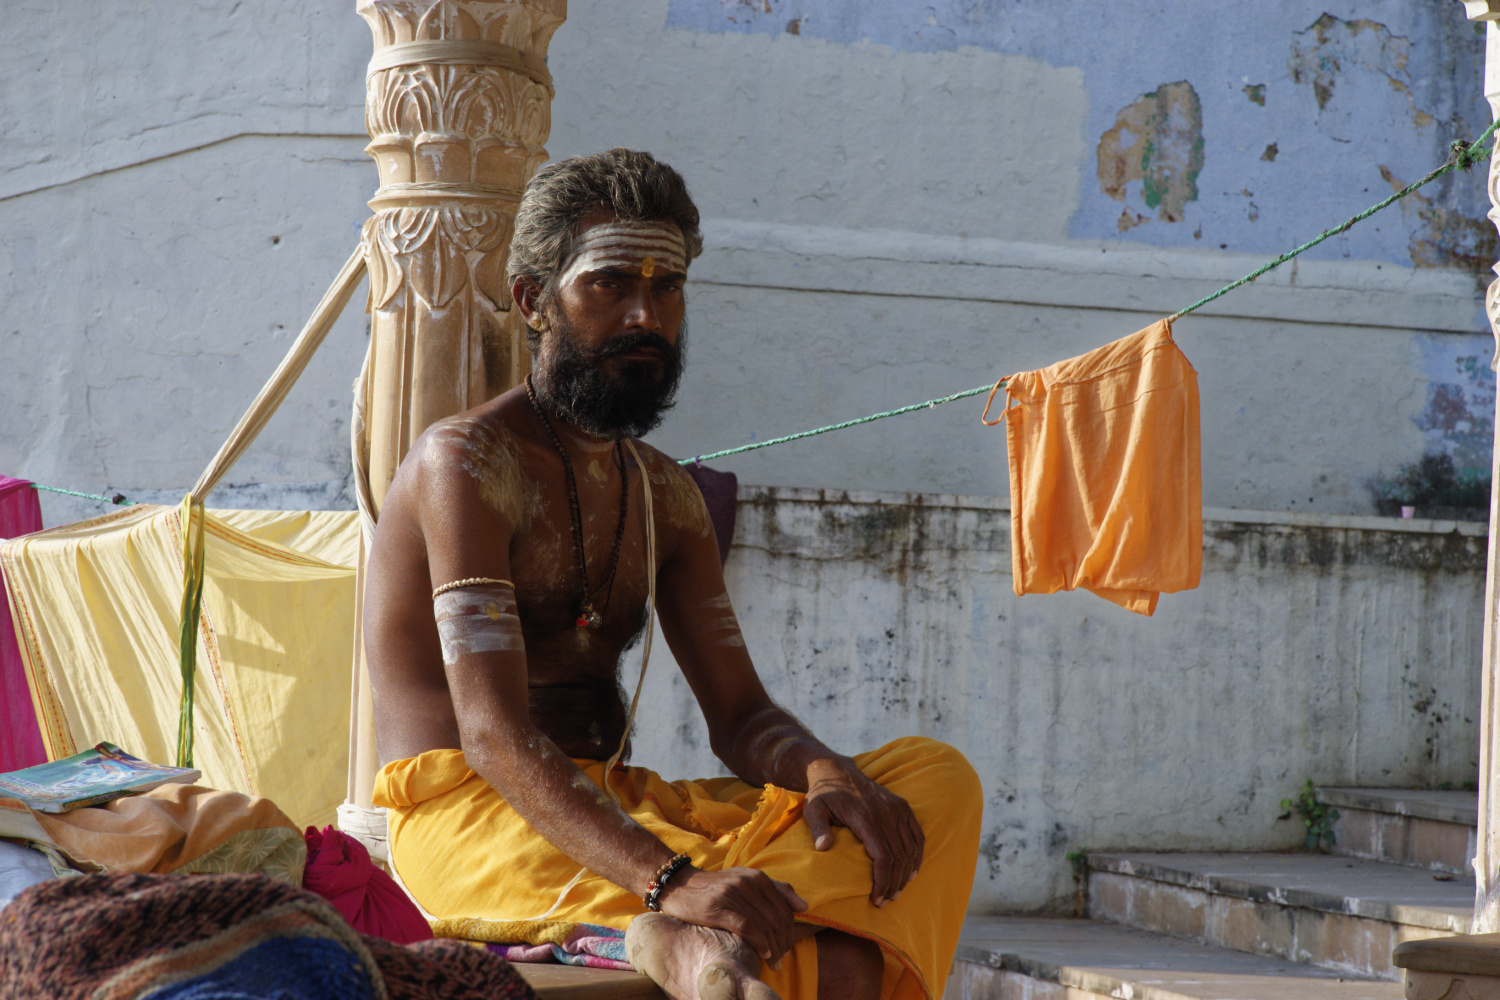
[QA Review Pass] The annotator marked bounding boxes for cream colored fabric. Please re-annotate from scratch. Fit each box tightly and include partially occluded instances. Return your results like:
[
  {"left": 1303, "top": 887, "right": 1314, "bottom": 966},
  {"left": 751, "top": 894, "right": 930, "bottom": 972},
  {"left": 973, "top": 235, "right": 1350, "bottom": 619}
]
[
  {"left": 347, "top": 346, "right": 381, "bottom": 813},
  {"left": 1, "top": 506, "right": 358, "bottom": 828}
]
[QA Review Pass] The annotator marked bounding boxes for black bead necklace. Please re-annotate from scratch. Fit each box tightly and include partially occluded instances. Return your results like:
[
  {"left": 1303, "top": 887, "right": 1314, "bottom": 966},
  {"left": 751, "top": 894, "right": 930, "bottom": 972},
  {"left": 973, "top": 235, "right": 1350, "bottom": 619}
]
[{"left": 525, "top": 375, "right": 629, "bottom": 629}]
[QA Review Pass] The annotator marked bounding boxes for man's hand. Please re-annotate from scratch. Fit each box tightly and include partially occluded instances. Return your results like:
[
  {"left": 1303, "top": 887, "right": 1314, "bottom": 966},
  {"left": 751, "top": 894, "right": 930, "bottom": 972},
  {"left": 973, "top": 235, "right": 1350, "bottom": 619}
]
[
  {"left": 658, "top": 866, "right": 808, "bottom": 968},
  {"left": 803, "top": 759, "right": 925, "bottom": 907}
]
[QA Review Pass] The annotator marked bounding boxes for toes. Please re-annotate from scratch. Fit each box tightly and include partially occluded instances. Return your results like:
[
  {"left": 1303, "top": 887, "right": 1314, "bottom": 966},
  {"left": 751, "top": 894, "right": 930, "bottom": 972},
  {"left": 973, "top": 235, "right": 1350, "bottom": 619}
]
[
  {"left": 697, "top": 963, "right": 740, "bottom": 1000},
  {"left": 745, "top": 983, "right": 783, "bottom": 1000},
  {"left": 698, "top": 963, "right": 782, "bottom": 1000}
]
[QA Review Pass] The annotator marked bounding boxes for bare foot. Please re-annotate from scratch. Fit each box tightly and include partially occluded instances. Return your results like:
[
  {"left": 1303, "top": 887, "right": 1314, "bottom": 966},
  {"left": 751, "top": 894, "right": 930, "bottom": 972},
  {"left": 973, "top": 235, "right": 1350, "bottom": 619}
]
[{"left": 625, "top": 912, "right": 781, "bottom": 1000}]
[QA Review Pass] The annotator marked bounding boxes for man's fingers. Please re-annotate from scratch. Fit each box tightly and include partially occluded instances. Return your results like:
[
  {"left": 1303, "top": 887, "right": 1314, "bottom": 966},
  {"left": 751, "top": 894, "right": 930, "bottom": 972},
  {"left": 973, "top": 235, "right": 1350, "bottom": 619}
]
[
  {"left": 887, "top": 809, "right": 922, "bottom": 895},
  {"left": 905, "top": 809, "right": 927, "bottom": 884},
  {"left": 849, "top": 815, "right": 899, "bottom": 905},
  {"left": 775, "top": 880, "right": 809, "bottom": 913},
  {"left": 804, "top": 797, "right": 834, "bottom": 851},
  {"left": 735, "top": 869, "right": 796, "bottom": 961},
  {"left": 754, "top": 873, "right": 799, "bottom": 958},
  {"left": 726, "top": 894, "right": 778, "bottom": 960}
]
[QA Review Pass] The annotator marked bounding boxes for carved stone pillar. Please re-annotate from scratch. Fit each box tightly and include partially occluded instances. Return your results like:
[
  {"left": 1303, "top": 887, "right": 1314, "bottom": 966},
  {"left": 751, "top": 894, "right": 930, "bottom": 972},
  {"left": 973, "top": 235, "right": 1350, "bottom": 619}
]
[
  {"left": 358, "top": 0, "right": 566, "bottom": 511},
  {"left": 345, "top": 0, "right": 565, "bottom": 821},
  {"left": 1468, "top": 0, "right": 1500, "bottom": 936}
]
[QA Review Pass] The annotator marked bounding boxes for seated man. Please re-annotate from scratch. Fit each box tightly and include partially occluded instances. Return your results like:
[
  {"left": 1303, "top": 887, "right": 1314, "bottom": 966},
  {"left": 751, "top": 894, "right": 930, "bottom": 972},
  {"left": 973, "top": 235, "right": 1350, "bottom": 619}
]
[{"left": 365, "top": 148, "right": 982, "bottom": 1000}]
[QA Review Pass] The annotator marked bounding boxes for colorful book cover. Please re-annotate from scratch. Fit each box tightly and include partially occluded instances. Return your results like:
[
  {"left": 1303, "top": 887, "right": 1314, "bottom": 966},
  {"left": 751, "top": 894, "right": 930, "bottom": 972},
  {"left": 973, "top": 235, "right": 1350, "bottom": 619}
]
[{"left": 0, "top": 742, "right": 200, "bottom": 813}]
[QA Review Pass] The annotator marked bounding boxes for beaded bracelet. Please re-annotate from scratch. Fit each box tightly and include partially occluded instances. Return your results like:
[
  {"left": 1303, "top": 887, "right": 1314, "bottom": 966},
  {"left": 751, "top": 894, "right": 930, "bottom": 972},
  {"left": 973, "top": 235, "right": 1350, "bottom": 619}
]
[{"left": 643, "top": 853, "right": 692, "bottom": 912}]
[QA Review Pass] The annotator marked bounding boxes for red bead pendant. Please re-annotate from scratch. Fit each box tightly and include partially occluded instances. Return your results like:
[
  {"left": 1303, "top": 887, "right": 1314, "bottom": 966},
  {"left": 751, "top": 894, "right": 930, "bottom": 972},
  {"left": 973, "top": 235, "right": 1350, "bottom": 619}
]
[{"left": 577, "top": 607, "right": 603, "bottom": 629}]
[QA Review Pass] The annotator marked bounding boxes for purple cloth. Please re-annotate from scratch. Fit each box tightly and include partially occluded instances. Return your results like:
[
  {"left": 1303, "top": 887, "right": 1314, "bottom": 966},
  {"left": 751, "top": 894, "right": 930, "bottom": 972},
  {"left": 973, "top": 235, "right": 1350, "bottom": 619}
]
[
  {"left": 0, "top": 477, "right": 45, "bottom": 773},
  {"left": 683, "top": 464, "right": 737, "bottom": 566}
]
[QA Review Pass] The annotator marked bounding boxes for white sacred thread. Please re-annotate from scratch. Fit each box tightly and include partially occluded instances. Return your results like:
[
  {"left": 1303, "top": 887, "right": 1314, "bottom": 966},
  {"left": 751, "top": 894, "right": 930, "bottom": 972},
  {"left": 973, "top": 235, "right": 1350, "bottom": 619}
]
[
  {"left": 557, "top": 221, "right": 687, "bottom": 288},
  {"left": 433, "top": 586, "right": 523, "bottom": 665}
]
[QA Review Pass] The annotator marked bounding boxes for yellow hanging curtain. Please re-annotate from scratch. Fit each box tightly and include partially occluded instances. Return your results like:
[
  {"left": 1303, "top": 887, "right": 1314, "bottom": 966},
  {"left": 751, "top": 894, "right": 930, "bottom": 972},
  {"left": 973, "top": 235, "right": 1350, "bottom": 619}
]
[{"left": 1, "top": 505, "right": 358, "bottom": 829}]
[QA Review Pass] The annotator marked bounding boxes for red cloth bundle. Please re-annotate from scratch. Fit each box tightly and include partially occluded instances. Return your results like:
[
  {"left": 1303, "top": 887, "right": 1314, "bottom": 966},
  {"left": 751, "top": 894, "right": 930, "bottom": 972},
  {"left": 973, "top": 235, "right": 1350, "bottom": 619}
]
[{"left": 304, "top": 824, "right": 433, "bottom": 945}]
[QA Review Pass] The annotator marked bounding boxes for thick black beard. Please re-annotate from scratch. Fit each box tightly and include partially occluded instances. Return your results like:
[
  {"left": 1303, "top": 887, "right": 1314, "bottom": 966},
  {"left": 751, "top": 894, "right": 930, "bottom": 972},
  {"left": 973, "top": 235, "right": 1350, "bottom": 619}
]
[{"left": 532, "top": 312, "right": 686, "bottom": 440}]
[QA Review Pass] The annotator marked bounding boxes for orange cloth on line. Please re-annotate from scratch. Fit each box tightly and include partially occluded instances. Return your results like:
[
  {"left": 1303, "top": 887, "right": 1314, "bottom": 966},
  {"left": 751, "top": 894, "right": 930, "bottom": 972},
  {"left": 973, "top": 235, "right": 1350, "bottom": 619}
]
[
  {"left": 994, "top": 318, "right": 1201, "bottom": 616},
  {"left": 374, "top": 736, "right": 982, "bottom": 1000}
]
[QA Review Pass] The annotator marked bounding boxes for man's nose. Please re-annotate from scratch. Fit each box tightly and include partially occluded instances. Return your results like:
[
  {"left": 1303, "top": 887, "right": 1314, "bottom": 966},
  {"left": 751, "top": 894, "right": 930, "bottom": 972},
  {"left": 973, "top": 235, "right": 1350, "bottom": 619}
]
[{"left": 623, "top": 282, "right": 661, "bottom": 332}]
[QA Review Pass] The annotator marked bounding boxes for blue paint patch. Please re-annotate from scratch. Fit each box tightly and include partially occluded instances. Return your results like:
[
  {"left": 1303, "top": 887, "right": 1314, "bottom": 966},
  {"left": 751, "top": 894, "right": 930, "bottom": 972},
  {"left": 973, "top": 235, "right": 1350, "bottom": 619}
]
[
  {"left": 667, "top": 0, "right": 1488, "bottom": 269},
  {"left": 1412, "top": 332, "right": 1496, "bottom": 477}
]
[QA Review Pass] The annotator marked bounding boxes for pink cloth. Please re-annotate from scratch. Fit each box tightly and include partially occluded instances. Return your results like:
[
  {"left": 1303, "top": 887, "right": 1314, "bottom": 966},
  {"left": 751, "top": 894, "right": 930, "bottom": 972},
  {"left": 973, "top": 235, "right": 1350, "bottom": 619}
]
[
  {"left": 303, "top": 825, "right": 433, "bottom": 944},
  {"left": 0, "top": 476, "right": 45, "bottom": 773}
]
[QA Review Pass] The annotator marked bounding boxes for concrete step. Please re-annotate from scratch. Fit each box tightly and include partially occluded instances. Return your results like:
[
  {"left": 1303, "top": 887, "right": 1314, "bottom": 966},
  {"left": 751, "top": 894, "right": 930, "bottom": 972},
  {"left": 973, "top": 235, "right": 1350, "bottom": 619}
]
[
  {"left": 1319, "top": 787, "right": 1477, "bottom": 875},
  {"left": 945, "top": 916, "right": 1402, "bottom": 999},
  {"left": 1087, "top": 852, "right": 1474, "bottom": 980}
]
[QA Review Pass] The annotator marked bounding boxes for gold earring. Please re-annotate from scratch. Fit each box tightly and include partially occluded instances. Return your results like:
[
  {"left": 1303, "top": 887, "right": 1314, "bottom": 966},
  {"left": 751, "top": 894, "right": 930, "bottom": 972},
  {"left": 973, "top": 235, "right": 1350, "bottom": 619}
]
[{"left": 530, "top": 315, "right": 549, "bottom": 333}]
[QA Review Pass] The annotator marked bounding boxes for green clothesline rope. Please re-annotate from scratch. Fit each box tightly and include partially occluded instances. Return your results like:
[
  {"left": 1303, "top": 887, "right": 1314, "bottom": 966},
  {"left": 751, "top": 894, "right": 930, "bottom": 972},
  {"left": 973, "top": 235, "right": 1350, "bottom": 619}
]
[
  {"left": 1167, "top": 123, "right": 1500, "bottom": 321},
  {"left": 683, "top": 384, "right": 999, "bottom": 465},
  {"left": 679, "top": 125, "right": 1500, "bottom": 467},
  {"left": 26, "top": 125, "right": 1500, "bottom": 494},
  {"left": 30, "top": 483, "right": 134, "bottom": 505}
]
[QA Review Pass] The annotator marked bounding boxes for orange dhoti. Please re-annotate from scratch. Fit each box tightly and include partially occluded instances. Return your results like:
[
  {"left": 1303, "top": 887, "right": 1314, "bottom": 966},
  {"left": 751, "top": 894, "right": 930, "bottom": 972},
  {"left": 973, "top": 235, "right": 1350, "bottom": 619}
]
[{"left": 374, "top": 736, "right": 982, "bottom": 1000}]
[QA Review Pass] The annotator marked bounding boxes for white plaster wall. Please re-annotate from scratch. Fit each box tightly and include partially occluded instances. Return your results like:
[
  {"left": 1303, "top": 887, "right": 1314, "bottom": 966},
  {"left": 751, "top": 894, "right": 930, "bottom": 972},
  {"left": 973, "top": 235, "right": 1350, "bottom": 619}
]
[
  {"left": 0, "top": 1, "right": 1492, "bottom": 520},
  {"left": 0, "top": 1, "right": 372, "bottom": 525},
  {"left": 629, "top": 489, "right": 1486, "bottom": 912}
]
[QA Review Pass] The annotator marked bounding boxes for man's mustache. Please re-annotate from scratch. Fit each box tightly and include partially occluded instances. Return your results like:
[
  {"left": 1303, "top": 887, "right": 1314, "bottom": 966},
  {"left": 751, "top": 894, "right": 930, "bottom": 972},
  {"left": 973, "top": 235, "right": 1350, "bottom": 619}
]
[{"left": 588, "top": 332, "right": 677, "bottom": 361}]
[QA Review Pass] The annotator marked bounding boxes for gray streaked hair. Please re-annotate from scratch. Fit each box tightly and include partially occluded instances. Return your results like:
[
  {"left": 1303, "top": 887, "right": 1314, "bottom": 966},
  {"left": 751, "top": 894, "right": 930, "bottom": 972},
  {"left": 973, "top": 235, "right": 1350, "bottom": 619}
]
[{"left": 508, "top": 148, "right": 704, "bottom": 325}]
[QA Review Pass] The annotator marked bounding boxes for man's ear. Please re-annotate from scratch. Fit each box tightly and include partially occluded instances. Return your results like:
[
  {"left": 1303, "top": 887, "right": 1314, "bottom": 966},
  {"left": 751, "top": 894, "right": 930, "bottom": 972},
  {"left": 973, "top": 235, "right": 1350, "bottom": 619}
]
[{"left": 511, "top": 276, "right": 545, "bottom": 329}]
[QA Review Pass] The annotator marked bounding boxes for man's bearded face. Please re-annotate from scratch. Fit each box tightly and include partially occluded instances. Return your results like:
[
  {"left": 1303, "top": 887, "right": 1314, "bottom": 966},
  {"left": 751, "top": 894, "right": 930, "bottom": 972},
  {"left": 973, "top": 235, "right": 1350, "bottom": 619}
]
[{"left": 532, "top": 305, "right": 686, "bottom": 441}]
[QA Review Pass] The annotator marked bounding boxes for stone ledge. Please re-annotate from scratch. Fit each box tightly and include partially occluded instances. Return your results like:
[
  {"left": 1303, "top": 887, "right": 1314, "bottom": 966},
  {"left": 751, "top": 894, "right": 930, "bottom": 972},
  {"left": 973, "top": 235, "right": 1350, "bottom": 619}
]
[
  {"left": 1320, "top": 789, "right": 1479, "bottom": 828},
  {"left": 734, "top": 484, "right": 1489, "bottom": 538},
  {"left": 950, "top": 915, "right": 1401, "bottom": 1000},
  {"left": 697, "top": 219, "right": 1483, "bottom": 335},
  {"left": 1089, "top": 853, "right": 1474, "bottom": 933}
]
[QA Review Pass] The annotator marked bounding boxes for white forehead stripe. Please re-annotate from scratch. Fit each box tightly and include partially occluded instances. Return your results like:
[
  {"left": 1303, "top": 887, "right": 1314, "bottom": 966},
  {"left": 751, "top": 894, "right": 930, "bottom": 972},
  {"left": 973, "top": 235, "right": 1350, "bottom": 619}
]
[{"left": 558, "top": 222, "right": 688, "bottom": 286}]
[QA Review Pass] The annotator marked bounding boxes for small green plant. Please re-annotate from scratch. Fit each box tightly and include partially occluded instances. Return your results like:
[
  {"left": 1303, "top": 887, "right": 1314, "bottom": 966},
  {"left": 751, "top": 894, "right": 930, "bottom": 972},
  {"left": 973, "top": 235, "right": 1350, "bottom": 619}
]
[
  {"left": 1064, "top": 849, "right": 1090, "bottom": 917},
  {"left": 1278, "top": 780, "right": 1339, "bottom": 852}
]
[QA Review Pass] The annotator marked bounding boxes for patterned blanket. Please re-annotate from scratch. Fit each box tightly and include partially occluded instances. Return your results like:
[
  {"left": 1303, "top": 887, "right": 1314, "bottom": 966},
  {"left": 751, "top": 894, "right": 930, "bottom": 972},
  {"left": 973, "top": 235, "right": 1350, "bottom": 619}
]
[
  {"left": 0, "top": 871, "right": 535, "bottom": 1000},
  {"left": 486, "top": 921, "right": 632, "bottom": 971}
]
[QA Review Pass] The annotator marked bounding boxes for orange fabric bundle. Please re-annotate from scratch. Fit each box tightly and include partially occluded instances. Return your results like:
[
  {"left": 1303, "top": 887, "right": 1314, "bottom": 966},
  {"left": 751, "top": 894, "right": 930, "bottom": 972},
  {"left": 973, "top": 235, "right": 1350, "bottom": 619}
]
[
  {"left": 30, "top": 783, "right": 305, "bottom": 882},
  {"left": 987, "top": 318, "right": 1201, "bottom": 615}
]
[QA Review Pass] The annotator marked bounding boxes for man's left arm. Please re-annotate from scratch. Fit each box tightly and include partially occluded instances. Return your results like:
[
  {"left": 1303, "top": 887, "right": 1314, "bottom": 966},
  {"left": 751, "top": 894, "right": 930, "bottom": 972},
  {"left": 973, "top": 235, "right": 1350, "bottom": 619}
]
[{"left": 652, "top": 461, "right": 924, "bottom": 907}]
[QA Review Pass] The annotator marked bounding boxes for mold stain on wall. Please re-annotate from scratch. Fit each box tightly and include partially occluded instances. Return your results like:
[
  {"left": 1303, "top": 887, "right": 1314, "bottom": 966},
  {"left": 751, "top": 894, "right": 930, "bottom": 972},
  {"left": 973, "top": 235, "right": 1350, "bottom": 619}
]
[
  {"left": 1411, "top": 332, "right": 1497, "bottom": 480},
  {"left": 1096, "top": 81, "right": 1204, "bottom": 232}
]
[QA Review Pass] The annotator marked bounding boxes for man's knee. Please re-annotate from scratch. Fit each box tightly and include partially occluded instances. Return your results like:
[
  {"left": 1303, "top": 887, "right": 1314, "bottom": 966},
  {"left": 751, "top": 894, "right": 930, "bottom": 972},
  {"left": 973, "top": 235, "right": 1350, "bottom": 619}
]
[
  {"left": 884, "top": 737, "right": 983, "bottom": 836},
  {"left": 905, "top": 737, "right": 981, "bottom": 797}
]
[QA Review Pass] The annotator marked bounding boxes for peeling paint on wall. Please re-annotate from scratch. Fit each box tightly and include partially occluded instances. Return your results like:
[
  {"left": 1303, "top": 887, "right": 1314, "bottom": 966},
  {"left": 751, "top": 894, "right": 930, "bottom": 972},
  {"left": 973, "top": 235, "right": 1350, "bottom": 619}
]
[
  {"left": 1097, "top": 82, "right": 1204, "bottom": 229},
  {"left": 1289, "top": 14, "right": 1433, "bottom": 140},
  {"left": 666, "top": 0, "right": 1488, "bottom": 268},
  {"left": 1379, "top": 165, "right": 1498, "bottom": 278},
  {"left": 1411, "top": 333, "right": 1497, "bottom": 478}
]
